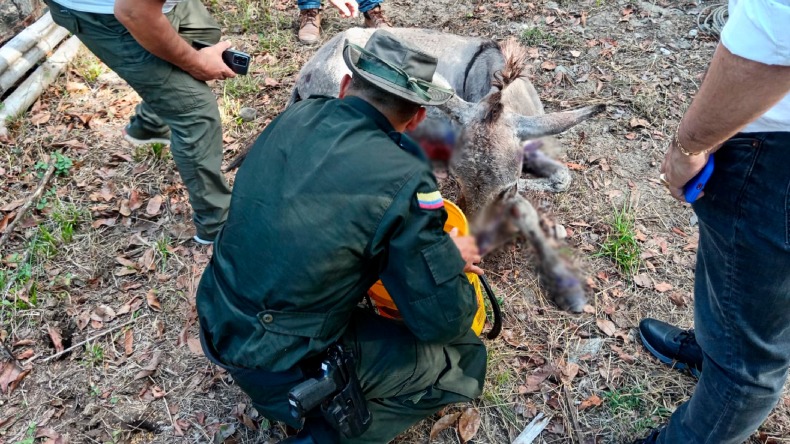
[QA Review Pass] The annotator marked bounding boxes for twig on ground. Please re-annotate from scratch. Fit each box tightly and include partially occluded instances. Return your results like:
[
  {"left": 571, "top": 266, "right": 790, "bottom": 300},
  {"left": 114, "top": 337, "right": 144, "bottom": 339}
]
[
  {"left": 188, "top": 418, "right": 213, "bottom": 443},
  {"left": 512, "top": 412, "right": 551, "bottom": 444},
  {"left": 162, "top": 397, "right": 176, "bottom": 433},
  {"left": 0, "top": 157, "right": 56, "bottom": 252},
  {"left": 40, "top": 314, "right": 150, "bottom": 363},
  {"left": 564, "top": 385, "right": 585, "bottom": 443}
]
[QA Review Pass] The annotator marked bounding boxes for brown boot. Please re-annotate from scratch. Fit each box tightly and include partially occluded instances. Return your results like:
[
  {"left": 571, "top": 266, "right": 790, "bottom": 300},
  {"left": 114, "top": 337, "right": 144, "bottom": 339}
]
[
  {"left": 363, "top": 6, "right": 391, "bottom": 28},
  {"left": 298, "top": 8, "right": 321, "bottom": 45}
]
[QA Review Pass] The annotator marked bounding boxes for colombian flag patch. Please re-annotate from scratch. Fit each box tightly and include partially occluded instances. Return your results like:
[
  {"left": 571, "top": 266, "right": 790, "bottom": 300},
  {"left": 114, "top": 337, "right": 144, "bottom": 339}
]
[{"left": 417, "top": 191, "right": 444, "bottom": 210}]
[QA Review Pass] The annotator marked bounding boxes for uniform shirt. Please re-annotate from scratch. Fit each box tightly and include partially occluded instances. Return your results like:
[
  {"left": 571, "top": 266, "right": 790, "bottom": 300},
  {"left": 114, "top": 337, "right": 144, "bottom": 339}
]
[
  {"left": 196, "top": 96, "right": 478, "bottom": 372},
  {"left": 721, "top": 0, "right": 790, "bottom": 132},
  {"left": 51, "top": 0, "right": 183, "bottom": 15}
]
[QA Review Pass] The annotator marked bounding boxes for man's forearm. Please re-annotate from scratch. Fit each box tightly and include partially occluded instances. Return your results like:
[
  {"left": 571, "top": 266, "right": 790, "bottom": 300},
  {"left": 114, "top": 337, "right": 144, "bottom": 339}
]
[
  {"left": 114, "top": 0, "right": 199, "bottom": 74},
  {"left": 679, "top": 45, "right": 790, "bottom": 153}
]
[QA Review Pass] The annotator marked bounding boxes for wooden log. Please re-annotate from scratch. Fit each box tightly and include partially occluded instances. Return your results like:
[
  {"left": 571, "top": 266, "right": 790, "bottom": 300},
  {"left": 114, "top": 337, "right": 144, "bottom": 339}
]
[
  {"left": 0, "top": 23, "right": 70, "bottom": 96},
  {"left": 0, "top": 12, "right": 54, "bottom": 75},
  {"left": 0, "top": 35, "right": 82, "bottom": 142}
]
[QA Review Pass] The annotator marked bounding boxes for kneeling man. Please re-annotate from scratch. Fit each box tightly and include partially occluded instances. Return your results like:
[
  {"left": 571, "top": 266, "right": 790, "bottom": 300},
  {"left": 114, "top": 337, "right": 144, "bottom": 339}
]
[{"left": 196, "top": 30, "right": 487, "bottom": 443}]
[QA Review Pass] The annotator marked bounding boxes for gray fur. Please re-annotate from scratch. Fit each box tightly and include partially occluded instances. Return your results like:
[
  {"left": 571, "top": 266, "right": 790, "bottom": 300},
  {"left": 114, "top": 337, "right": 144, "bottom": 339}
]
[{"left": 287, "top": 28, "right": 600, "bottom": 313}]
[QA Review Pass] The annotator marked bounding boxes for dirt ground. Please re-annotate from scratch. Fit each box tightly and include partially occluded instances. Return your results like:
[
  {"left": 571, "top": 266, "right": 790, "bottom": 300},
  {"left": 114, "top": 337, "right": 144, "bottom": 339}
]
[{"left": 1, "top": 0, "right": 789, "bottom": 443}]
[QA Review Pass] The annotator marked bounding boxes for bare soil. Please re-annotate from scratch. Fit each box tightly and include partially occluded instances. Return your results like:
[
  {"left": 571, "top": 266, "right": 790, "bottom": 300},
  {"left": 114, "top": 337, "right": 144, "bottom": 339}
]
[{"left": 1, "top": 0, "right": 788, "bottom": 443}]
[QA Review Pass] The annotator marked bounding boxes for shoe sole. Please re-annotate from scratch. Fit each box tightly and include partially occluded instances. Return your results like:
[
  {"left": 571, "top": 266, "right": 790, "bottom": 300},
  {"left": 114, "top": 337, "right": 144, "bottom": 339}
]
[
  {"left": 298, "top": 37, "right": 320, "bottom": 45},
  {"left": 192, "top": 235, "right": 213, "bottom": 245},
  {"left": 639, "top": 330, "right": 701, "bottom": 378},
  {"left": 123, "top": 132, "right": 171, "bottom": 147}
]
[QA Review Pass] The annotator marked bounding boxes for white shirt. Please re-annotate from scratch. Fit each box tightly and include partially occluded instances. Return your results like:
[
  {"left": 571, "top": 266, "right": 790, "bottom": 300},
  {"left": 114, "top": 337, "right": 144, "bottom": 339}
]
[
  {"left": 52, "top": 0, "right": 184, "bottom": 15},
  {"left": 721, "top": 0, "right": 790, "bottom": 132}
]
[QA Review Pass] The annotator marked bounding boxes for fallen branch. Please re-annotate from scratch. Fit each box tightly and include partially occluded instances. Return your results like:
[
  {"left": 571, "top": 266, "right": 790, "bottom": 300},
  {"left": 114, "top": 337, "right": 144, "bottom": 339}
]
[
  {"left": 0, "top": 12, "right": 55, "bottom": 75},
  {"left": 0, "top": 154, "right": 56, "bottom": 251},
  {"left": 0, "top": 35, "right": 82, "bottom": 142},
  {"left": 512, "top": 412, "right": 550, "bottom": 444},
  {"left": 0, "top": 24, "right": 70, "bottom": 96},
  {"left": 563, "top": 385, "right": 585, "bottom": 443},
  {"left": 40, "top": 314, "right": 150, "bottom": 363}
]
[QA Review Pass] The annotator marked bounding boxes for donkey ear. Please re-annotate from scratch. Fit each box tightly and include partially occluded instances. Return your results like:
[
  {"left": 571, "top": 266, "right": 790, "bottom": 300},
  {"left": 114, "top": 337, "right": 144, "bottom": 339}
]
[
  {"left": 512, "top": 105, "right": 605, "bottom": 140},
  {"left": 436, "top": 94, "right": 477, "bottom": 125}
]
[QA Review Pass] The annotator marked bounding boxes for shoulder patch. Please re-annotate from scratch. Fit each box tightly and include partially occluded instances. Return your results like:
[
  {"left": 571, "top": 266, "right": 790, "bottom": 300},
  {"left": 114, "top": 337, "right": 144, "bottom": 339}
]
[{"left": 417, "top": 191, "right": 444, "bottom": 210}]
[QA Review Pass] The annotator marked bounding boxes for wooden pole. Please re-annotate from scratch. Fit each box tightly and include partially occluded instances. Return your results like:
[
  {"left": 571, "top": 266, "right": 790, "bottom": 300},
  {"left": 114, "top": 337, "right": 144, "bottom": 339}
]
[
  {"left": 0, "top": 24, "right": 70, "bottom": 96},
  {"left": 0, "top": 12, "right": 54, "bottom": 75},
  {"left": 0, "top": 35, "right": 81, "bottom": 142}
]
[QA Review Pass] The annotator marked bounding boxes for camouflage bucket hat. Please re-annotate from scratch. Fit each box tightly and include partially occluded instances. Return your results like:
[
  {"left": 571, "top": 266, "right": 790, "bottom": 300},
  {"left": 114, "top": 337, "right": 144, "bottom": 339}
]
[{"left": 342, "top": 30, "right": 454, "bottom": 106}]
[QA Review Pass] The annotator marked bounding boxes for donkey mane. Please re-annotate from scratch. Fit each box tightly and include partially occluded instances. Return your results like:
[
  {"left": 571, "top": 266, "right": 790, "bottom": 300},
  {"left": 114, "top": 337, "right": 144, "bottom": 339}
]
[
  {"left": 497, "top": 38, "right": 530, "bottom": 87},
  {"left": 485, "top": 38, "right": 529, "bottom": 126}
]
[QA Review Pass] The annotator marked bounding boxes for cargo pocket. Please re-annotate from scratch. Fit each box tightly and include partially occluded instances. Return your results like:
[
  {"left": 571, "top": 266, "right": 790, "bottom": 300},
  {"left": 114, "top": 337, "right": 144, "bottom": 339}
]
[
  {"left": 121, "top": 56, "right": 202, "bottom": 115},
  {"left": 420, "top": 237, "right": 474, "bottom": 324},
  {"left": 45, "top": 1, "right": 80, "bottom": 34},
  {"left": 421, "top": 236, "right": 466, "bottom": 287}
]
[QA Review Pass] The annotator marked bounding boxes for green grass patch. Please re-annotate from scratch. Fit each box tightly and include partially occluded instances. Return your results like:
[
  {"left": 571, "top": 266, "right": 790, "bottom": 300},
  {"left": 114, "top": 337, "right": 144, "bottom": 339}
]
[
  {"left": 223, "top": 75, "right": 261, "bottom": 99},
  {"left": 521, "top": 27, "right": 557, "bottom": 47},
  {"left": 35, "top": 152, "right": 73, "bottom": 177},
  {"left": 155, "top": 236, "right": 173, "bottom": 272},
  {"left": 603, "top": 386, "right": 672, "bottom": 436},
  {"left": 85, "top": 343, "right": 105, "bottom": 366},
  {"left": 597, "top": 202, "right": 641, "bottom": 275},
  {"left": 52, "top": 202, "right": 87, "bottom": 243},
  {"left": 133, "top": 142, "right": 169, "bottom": 161}
]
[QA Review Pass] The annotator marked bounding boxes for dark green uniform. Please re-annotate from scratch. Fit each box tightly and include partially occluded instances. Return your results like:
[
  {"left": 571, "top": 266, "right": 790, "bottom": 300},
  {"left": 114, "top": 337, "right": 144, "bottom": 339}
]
[{"left": 197, "top": 96, "right": 487, "bottom": 443}]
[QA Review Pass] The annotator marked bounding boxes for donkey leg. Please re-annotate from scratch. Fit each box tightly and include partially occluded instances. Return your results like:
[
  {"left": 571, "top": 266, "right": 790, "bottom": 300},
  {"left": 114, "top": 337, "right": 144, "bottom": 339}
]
[
  {"left": 519, "top": 141, "right": 572, "bottom": 193},
  {"left": 513, "top": 197, "right": 587, "bottom": 312}
]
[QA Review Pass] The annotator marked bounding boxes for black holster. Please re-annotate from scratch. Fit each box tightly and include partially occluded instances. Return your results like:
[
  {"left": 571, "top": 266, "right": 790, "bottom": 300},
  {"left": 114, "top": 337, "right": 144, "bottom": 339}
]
[{"left": 288, "top": 344, "right": 372, "bottom": 439}]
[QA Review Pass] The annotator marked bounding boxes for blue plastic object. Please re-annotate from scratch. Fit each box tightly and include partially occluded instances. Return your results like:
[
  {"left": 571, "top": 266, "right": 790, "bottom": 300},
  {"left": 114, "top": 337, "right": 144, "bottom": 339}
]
[{"left": 683, "top": 154, "right": 715, "bottom": 203}]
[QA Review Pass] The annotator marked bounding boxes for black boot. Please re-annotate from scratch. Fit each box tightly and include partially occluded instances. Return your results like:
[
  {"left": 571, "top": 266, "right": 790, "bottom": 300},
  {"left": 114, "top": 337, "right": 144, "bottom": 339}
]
[{"left": 639, "top": 318, "right": 703, "bottom": 377}]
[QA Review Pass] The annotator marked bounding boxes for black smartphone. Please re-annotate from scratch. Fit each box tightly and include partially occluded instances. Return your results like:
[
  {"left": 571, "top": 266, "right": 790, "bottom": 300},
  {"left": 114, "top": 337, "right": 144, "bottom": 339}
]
[{"left": 192, "top": 40, "right": 250, "bottom": 75}]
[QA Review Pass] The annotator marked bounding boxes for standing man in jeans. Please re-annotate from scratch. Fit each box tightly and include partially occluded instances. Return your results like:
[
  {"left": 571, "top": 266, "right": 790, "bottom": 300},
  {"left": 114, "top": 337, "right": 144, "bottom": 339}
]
[
  {"left": 297, "top": 0, "right": 389, "bottom": 45},
  {"left": 635, "top": 0, "right": 790, "bottom": 443},
  {"left": 45, "top": 0, "right": 234, "bottom": 244}
]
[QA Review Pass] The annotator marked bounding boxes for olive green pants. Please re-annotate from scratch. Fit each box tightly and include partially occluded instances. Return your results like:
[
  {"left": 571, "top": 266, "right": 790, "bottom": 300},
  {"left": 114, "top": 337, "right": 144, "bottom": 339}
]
[
  {"left": 46, "top": 0, "right": 231, "bottom": 239},
  {"left": 202, "top": 309, "right": 487, "bottom": 443}
]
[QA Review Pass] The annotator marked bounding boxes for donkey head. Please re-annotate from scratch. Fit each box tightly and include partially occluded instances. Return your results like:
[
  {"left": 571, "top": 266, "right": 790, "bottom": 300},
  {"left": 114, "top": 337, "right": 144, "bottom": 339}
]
[{"left": 438, "top": 92, "right": 604, "bottom": 220}]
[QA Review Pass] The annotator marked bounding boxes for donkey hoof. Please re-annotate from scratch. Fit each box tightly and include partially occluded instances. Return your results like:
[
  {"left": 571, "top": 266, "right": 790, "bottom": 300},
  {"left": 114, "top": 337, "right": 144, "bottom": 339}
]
[{"left": 545, "top": 275, "right": 587, "bottom": 313}]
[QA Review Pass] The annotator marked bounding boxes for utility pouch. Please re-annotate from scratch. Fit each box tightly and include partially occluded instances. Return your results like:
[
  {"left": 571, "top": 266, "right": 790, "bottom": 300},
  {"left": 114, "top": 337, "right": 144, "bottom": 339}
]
[{"left": 288, "top": 344, "right": 371, "bottom": 438}]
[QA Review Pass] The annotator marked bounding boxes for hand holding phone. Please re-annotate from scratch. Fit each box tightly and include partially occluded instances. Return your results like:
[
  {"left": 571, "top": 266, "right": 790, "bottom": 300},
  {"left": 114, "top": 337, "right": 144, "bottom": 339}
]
[
  {"left": 683, "top": 154, "right": 714, "bottom": 203},
  {"left": 192, "top": 40, "right": 251, "bottom": 76}
]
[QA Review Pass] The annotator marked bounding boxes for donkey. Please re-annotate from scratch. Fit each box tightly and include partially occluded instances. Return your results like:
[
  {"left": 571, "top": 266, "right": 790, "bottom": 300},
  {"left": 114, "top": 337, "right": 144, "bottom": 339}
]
[{"left": 257, "top": 29, "right": 600, "bottom": 312}]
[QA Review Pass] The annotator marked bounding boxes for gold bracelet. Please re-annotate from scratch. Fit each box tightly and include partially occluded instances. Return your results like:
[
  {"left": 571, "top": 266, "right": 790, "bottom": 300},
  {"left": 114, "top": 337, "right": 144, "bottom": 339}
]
[{"left": 673, "top": 125, "right": 709, "bottom": 156}]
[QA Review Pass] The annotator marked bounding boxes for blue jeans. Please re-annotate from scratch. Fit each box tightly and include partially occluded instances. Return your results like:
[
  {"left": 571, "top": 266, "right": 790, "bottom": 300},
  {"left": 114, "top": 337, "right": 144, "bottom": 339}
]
[
  {"left": 298, "top": 0, "right": 381, "bottom": 13},
  {"left": 658, "top": 132, "right": 790, "bottom": 443}
]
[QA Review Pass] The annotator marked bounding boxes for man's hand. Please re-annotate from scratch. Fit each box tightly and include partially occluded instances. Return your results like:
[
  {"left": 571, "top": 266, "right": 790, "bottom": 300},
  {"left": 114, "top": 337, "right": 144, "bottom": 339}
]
[
  {"left": 114, "top": 0, "right": 234, "bottom": 82},
  {"left": 191, "top": 41, "right": 236, "bottom": 81},
  {"left": 449, "top": 228, "right": 484, "bottom": 276},
  {"left": 329, "top": 0, "right": 359, "bottom": 18},
  {"left": 660, "top": 138, "right": 712, "bottom": 202}
]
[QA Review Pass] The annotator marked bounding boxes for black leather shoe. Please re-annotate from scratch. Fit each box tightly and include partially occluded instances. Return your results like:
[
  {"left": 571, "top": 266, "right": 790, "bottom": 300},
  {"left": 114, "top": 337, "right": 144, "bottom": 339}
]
[
  {"left": 639, "top": 318, "right": 702, "bottom": 378},
  {"left": 630, "top": 426, "right": 663, "bottom": 444}
]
